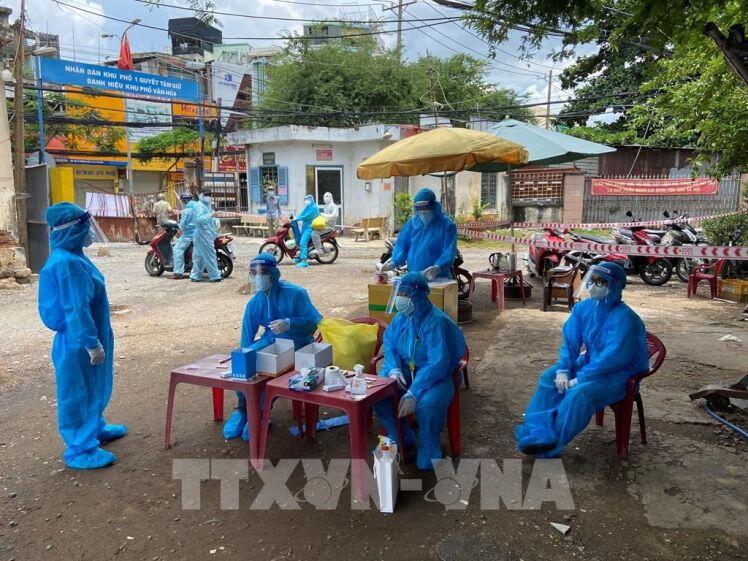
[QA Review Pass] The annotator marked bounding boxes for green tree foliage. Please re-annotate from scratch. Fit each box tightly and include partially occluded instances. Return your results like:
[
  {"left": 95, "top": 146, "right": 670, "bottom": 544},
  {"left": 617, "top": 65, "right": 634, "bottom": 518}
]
[
  {"left": 136, "top": 127, "right": 201, "bottom": 160},
  {"left": 702, "top": 213, "right": 748, "bottom": 247},
  {"left": 468, "top": 0, "right": 748, "bottom": 175},
  {"left": 15, "top": 92, "right": 125, "bottom": 153},
  {"left": 255, "top": 39, "right": 534, "bottom": 128}
]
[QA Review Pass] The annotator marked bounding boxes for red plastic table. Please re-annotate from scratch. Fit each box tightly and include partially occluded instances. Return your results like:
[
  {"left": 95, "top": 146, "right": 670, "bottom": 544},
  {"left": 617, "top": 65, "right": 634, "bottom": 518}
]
[
  {"left": 164, "top": 354, "right": 271, "bottom": 464},
  {"left": 258, "top": 372, "right": 404, "bottom": 501},
  {"left": 467, "top": 269, "right": 526, "bottom": 312}
]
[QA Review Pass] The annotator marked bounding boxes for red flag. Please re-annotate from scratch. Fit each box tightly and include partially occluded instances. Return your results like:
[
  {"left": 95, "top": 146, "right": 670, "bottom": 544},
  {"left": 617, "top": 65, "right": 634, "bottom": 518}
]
[{"left": 117, "top": 33, "right": 134, "bottom": 70}]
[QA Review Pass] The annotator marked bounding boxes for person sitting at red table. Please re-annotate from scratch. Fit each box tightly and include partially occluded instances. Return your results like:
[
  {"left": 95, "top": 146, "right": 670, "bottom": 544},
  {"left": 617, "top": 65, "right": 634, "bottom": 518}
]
[
  {"left": 223, "top": 252, "right": 322, "bottom": 441},
  {"left": 373, "top": 272, "right": 466, "bottom": 470}
]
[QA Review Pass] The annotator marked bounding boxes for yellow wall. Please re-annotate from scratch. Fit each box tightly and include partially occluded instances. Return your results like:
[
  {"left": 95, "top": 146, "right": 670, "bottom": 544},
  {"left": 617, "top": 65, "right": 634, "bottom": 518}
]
[
  {"left": 49, "top": 167, "right": 75, "bottom": 204},
  {"left": 62, "top": 88, "right": 211, "bottom": 175}
]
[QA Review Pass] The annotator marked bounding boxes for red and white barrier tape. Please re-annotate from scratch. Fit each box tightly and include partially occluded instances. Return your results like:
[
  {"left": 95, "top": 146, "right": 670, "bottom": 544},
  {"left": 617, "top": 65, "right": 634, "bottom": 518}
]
[
  {"left": 458, "top": 228, "right": 748, "bottom": 260},
  {"left": 460, "top": 212, "right": 740, "bottom": 231}
]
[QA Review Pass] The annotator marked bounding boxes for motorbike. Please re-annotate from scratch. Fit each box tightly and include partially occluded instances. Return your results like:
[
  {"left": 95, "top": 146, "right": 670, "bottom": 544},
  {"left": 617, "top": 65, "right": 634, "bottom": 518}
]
[
  {"left": 145, "top": 219, "right": 235, "bottom": 279},
  {"left": 659, "top": 211, "right": 710, "bottom": 282},
  {"left": 524, "top": 227, "right": 569, "bottom": 277},
  {"left": 722, "top": 227, "right": 747, "bottom": 279},
  {"left": 608, "top": 212, "right": 673, "bottom": 285},
  {"left": 378, "top": 237, "right": 473, "bottom": 300},
  {"left": 259, "top": 216, "right": 340, "bottom": 265}
]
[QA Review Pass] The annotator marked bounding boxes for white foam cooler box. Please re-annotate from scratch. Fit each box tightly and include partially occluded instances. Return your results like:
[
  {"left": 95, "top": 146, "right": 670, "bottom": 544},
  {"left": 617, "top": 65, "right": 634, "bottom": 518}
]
[
  {"left": 256, "top": 339, "right": 295, "bottom": 375},
  {"left": 295, "top": 342, "right": 333, "bottom": 370}
]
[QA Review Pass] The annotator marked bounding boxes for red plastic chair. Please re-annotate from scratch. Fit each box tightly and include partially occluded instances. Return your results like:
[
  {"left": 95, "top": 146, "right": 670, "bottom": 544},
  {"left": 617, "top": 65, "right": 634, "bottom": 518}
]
[
  {"left": 371, "top": 346, "right": 469, "bottom": 457},
  {"left": 594, "top": 332, "right": 666, "bottom": 458},
  {"left": 687, "top": 259, "right": 726, "bottom": 299}
]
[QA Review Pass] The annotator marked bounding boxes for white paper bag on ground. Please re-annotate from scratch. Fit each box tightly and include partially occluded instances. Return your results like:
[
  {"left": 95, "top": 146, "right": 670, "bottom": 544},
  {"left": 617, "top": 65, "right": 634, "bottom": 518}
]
[{"left": 373, "top": 438, "right": 399, "bottom": 513}]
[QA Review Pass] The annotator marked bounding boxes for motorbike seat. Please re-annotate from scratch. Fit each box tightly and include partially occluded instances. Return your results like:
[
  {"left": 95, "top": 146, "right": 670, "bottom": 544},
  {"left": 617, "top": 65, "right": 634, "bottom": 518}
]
[
  {"left": 317, "top": 227, "right": 334, "bottom": 237},
  {"left": 578, "top": 234, "right": 616, "bottom": 244},
  {"left": 644, "top": 229, "right": 666, "bottom": 235}
]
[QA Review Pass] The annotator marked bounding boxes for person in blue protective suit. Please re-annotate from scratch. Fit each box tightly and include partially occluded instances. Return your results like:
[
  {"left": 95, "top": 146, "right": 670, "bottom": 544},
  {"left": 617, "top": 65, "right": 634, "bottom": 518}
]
[
  {"left": 373, "top": 272, "right": 466, "bottom": 470},
  {"left": 515, "top": 262, "right": 649, "bottom": 458},
  {"left": 294, "top": 194, "right": 320, "bottom": 269},
  {"left": 190, "top": 188, "right": 221, "bottom": 282},
  {"left": 38, "top": 203, "right": 127, "bottom": 469},
  {"left": 171, "top": 191, "right": 197, "bottom": 280},
  {"left": 223, "top": 253, "right": 323, "bottom": 440},
  {"left": 382, "top": 188, "right": 457, "bottom": 281}
]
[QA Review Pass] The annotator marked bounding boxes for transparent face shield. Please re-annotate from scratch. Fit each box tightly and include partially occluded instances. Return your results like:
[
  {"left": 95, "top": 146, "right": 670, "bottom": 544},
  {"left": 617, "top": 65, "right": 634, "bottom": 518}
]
[
  {"left": 575, "top": 265, "right": 610, "bottom": 301},
  {"left": 386, "top": 277, "right": 405, "bottom": 315},
  {"left": 248, "top": 261, "right": 276, "bottom": 295}
]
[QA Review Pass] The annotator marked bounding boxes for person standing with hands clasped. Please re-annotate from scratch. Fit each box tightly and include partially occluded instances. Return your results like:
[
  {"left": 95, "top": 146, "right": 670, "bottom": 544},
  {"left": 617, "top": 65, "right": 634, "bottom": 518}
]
[{"left": 38, "top": 203, "right": 128, "bottom": 469}]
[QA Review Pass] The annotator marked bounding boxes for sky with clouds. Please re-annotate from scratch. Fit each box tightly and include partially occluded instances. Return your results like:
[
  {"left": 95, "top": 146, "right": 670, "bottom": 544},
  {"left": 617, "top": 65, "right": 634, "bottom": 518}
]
[{"left": 6, "top": 0, "right": 586, "bottom": 108}]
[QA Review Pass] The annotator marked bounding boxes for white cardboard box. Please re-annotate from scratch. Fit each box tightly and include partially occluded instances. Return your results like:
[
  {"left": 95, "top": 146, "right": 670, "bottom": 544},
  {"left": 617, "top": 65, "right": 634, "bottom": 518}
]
[
  {"left": 295, "top": 342, "right": 333, "bottom": 370},
  {"left": 256, "top": 339, "right": 295, "bottom": 374}
]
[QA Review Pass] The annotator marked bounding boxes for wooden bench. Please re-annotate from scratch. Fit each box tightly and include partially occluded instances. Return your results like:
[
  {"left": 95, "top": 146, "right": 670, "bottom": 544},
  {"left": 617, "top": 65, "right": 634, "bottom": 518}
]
[
  {"left": 232, "top": 214, "right": 271, "bottom": 237},
  {"left": 351, "top": 216, "right": 387, "bottom": 241}
]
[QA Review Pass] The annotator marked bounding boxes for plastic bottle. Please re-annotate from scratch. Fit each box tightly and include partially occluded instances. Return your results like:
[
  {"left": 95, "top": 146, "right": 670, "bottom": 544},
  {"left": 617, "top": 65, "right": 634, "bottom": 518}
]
[{"left": 350, "top": 364, "right": 367, "bottom": 397}]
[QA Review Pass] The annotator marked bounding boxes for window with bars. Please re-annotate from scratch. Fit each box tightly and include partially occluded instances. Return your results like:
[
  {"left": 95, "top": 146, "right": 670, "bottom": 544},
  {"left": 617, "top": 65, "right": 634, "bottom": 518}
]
[{"left": 481, "top": 173, "right": 498, "bottom": 208}]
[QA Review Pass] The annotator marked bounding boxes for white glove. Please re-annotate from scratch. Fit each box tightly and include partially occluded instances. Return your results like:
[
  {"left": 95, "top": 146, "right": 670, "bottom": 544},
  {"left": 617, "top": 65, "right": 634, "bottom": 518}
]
[
  {"left": 87, "top": 345, "right": 105, "bottom": 366},
  {"left": 566, "top": 377, "right": 578, "bottom": 390},
  {"left": 397, "top": 391, "right": 416, "bottom": 418},
  {"left": 269, "top": 319, "right": 290, "bottom": 334},
  {"left": 380, "top": 259, "right": 394, "bottom": 272},
  {"left": 554, "top": 370, "right": 569, "bottom": 394},
  {"left": 388, "top": 368, "right": 407, "bottom": 391},
  {"left": 422, "top": 265, "right": 441, "bottom": 281}
]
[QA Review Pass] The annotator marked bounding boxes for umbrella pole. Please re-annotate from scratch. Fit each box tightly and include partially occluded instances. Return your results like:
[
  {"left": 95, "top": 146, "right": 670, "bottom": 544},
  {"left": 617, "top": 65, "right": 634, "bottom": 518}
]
[{"left": 507, "top": 167, "right": 515, "bottom": 254}]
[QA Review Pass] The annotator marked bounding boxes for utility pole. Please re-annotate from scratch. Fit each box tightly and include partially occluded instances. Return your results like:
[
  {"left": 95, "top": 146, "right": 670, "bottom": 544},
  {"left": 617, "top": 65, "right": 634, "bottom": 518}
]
[
  {"left": 13, "top": 0, "right": 27, "bottom": 253},
  {"left": 545, "top": 69, "right": 553, "bottom": 130},
  {"left": 212, "top": 98, "right": 222, "bottom": 172},
  {"left": 427, "top": 55, "right": 453, "bottom": 215},
  {"left": 382, "top": 0, "right": 414, "bottom": 63}
]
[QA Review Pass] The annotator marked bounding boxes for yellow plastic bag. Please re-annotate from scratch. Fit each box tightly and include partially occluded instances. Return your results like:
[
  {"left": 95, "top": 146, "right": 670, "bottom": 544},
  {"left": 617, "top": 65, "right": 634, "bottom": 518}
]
[
  {"left": 318, "top": 318, "right": 379, "bottom": 371},
  {"left": 312, "top": 216, "right": 327, "bottom": 230}
]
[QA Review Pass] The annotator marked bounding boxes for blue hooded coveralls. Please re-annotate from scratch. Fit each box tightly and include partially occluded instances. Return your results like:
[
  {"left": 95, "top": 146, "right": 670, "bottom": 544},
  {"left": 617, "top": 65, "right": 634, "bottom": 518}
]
[
  {"left": 392, "top": 188, "right": 457, "bottom": 278},
  {"left": 223, "top": 253, "right": 322, "bottom": 440},
  {"left": 38, "top": 203, "right": 126, "bottom": 469},
  {"left": 296, "top": 194, "right": 320, "bottom": 264},
  {"left": 373, "top": 272, "right": 466, "bottom": 470},
  {"left": 173, "top": 199, "right": 197, "bottom": 276},
  {"left": 190, "top": 196, "right": 221, "bottom": 281},
  {"left": 515, "top": 262, "right": 649, "bottom": 458}
]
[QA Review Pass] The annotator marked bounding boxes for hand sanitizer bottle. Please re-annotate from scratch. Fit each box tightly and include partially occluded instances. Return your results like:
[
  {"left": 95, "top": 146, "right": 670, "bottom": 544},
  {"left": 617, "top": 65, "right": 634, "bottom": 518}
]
[{"left": 350, "top": 364, "right": 366, "bottom": 397}]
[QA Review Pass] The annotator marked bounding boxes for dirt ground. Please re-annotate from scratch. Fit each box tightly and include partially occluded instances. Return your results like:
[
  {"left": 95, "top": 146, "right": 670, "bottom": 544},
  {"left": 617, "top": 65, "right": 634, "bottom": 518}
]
[{"left": 0, "top": 236, "right": 746, "bottom": 561}]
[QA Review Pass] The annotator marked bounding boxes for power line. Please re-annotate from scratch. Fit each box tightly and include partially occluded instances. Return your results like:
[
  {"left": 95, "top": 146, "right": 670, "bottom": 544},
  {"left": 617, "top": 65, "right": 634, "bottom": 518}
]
[
  {"left": 51, "top": 0, "right": 458, "bottom": 42},
  {"left": 424, "top": 0, "right": 559, "bottom": 72},
  {"left": 401, "top": 11, "right": 546, "bottom": 79},
  {"left": 131, "top": 0, "right": 455, "bottom": 25}
]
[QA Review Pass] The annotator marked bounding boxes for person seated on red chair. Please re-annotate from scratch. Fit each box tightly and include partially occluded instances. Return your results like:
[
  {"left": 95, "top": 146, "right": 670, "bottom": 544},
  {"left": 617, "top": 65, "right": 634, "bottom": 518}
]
[
  {"left": 373, "top": 272, "right": 465, "bottom": 470},
  {"left": 516, "top": 262, "right": 649, "bottom": 458}
]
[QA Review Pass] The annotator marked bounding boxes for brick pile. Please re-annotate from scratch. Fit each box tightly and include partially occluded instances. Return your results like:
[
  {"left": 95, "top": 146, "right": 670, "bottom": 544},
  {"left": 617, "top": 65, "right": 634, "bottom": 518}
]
[{"left": 0, "top": 230, "right": 35, "bottom": 289}]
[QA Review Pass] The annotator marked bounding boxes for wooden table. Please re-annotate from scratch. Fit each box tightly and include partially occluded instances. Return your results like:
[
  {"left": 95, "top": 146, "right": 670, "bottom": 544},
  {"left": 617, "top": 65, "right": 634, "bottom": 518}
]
[
  {"left": 467, "top": 269, "right": 527, "bottom": 312},
  {"left": 258, "top": 371, "right": 404, "bottom": 501},
  {"left": 164, "top": 354, "right": 272, "bottom": 464}
]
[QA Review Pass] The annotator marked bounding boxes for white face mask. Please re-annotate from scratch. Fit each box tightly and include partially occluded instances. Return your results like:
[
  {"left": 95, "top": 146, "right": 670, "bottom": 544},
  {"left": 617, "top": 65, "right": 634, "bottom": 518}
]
[
  {"left": 252, "top": 274, "right": 271, "bottom": 293},
  {"left": 305, "top": 198, "right": 313, "bottom": 207},
  {"left": 418, "top": 210, "right": 433, "bottom": 225},
  {"left": 200, "top": 195, "right": 212, "bottom": 204},
  {"left": 324, "top": 195, "right": 332, "bottom": 204},
  {"left": 589, "top": 285, "right": 608, "bottom": 301},
  {"left": 395, "top": 295, "right": 415, "bottom": 315}
]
